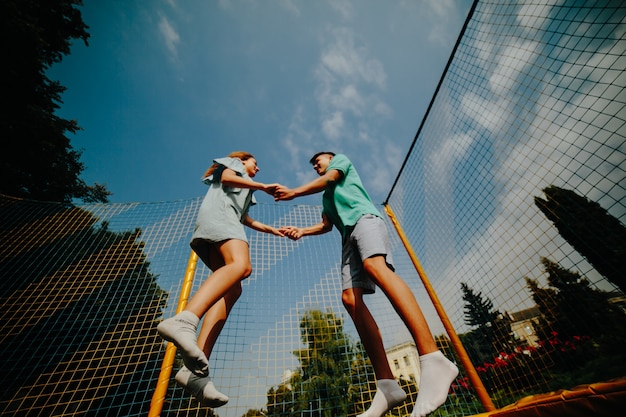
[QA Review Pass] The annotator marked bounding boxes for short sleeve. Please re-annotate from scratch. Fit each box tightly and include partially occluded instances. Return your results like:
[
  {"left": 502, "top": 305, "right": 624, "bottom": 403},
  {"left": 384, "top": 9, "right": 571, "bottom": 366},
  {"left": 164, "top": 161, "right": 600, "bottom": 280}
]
[
  {"left": 327, "top": 154, "right": 350, "bottom": 177},
  {"left": 202, "top": 157, "right": 246, "bottom": 184}
]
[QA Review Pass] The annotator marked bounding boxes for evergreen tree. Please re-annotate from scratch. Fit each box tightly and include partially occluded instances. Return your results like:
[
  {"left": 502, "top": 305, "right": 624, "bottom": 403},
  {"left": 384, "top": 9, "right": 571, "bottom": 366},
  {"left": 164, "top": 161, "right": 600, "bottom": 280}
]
[
  {"left": 460, "top": 283, "right": 516, "bottom": 364},
  {"left": 525, "top": 257, "right": 626, "bottom": 353},
  {"left": 1, "top": 0, "right": 111, "bottom": 203},
  {"left": 534, "top": 185, "right": 626, "bottom": 294},
  {"left": 461, "top": 282, "right": 499, "bottom": 328}
]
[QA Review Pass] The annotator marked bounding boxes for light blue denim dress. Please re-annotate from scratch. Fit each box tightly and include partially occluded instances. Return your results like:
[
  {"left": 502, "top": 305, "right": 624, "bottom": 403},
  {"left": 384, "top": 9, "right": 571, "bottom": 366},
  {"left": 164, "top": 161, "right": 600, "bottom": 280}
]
[{"left": 190, "top": 157, "right": 256, "bottom": 264}]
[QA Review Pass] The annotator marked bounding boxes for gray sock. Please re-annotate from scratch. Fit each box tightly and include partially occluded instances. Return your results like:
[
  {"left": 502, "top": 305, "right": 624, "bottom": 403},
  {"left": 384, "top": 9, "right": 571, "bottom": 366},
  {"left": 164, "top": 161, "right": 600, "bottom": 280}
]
[
  {"left": 175, "top": 366, "right": 229, "bottom": 408},
  {"left": 157, "top": 311, "right": 209, "bottom": 376}
]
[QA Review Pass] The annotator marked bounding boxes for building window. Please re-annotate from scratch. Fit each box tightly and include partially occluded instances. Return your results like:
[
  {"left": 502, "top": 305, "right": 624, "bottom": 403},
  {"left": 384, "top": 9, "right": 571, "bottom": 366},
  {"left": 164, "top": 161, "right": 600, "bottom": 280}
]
[{"left": 393, "top": 359, "right": 400, "bottom": 370}]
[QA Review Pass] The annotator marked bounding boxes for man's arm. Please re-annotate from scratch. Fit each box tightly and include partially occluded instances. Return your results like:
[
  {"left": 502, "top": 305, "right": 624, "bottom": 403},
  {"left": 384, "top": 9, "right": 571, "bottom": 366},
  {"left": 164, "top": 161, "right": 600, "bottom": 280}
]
[
  {"left": 274, "top": 169, "right": 342, "bottom": 201},
  {"left": 280, "top": 214, "right": 333, "bottom": 240}
]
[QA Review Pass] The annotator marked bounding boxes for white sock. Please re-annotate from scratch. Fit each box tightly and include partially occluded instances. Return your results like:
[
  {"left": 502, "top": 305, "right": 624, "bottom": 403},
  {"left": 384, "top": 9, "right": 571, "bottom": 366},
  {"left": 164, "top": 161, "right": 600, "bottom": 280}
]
[
  {"left": 411, "top": 351, "right": 458, "bottom": 417},
  {"left": 157, "top": 311, "right": 209, "bottom": 376},
  {"left": 175, "top": 366, "right": 229, "bottom": 408},
  {"left": 358, "top": 379, "right": 407, "bottom": 417}
]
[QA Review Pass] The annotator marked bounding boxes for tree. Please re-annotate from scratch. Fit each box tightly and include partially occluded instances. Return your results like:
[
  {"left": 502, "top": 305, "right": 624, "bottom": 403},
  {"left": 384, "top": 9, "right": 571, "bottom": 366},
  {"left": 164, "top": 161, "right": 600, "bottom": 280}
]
[
  {"left": 266, "top": 309, "right": 363, "bottom": 417},
  {"left": 460, "top": 283, "right": 515, "bottom": 364},
  {"left": 534, "top": 185, "right": 626, "bottom": 294},
  {"left": 524, "top": 257, "right": 626, "bottom": 386},
  {"left": 1, "top": 0, "right": 111, "bottom": 203},
  {"left": 0, "top": 198, "right": 167, "bottom": 415},
  {"left": 241, "top": 409, "right": 265, "bottom": 417},
  {"left": 525, "top": 257, "right": 626, "bottom": 345},
  {"left": 461, "top": 282, "right": 499, "bottom": 329}
]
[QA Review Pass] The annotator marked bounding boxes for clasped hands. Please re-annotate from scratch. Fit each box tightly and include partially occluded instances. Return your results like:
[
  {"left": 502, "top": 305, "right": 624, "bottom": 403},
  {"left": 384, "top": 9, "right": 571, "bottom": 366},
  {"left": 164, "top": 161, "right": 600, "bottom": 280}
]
[
  {"left": 262, "top": 183, "right": 302, "bottom": 240},
  {"left": 262, "top": 183, "right": 293, "bottom": 202}
]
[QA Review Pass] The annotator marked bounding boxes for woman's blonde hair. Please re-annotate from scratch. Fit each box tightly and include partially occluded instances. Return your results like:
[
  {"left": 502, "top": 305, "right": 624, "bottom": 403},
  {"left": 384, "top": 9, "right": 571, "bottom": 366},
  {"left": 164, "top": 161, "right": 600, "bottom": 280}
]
[{"left": 203, "top": 151, "right": 255, "bottom": 178}]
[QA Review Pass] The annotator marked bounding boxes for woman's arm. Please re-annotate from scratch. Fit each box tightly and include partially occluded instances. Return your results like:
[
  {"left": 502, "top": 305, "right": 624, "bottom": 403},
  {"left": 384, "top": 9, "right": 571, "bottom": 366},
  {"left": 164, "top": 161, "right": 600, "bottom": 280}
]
[
  {"left": 243, "top": 215, "right": 285, "bottom": 237},
  {"left": 221, "top": 168, "right": 279, "bottom": 195}
]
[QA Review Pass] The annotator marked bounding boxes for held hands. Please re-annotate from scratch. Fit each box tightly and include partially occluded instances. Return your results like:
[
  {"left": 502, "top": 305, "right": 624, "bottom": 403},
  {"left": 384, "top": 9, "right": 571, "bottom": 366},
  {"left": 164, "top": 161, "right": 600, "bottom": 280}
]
[
  {"left": 269, "top": 226, "right": 286, "bottom": 237},
  {"left": 262, "top": 183, "right": 282, "bottom": 196},
  {"left": 278, "top": 226, "right": 303, "bottom": 240},
  {"left": 273, "top": 185, "right": 295, "bottom": 201},
  {"left": 262, "top": 182, "right": 299, "bottom": 238},
  {"left": 260, "top": 183, "right": 295, "bottom": 201}
]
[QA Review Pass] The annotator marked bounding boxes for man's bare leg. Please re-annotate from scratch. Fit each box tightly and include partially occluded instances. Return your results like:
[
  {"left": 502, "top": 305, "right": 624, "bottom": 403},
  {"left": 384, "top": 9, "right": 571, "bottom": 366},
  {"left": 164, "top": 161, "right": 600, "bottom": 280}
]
[{"left": 342, "top": 288, "right": 407, "bottom": 417}]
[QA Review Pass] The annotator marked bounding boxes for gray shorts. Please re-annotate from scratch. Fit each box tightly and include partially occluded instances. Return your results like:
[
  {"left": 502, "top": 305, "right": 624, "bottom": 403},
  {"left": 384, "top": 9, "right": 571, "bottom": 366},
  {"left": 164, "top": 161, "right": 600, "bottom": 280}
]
[{"left": 341, "top": 214, "right": 395, "bottom": 294}]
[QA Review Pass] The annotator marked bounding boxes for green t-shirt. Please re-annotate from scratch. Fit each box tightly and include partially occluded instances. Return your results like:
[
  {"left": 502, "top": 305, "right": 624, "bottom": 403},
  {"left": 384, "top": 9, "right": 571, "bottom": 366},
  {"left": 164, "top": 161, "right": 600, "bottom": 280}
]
[{"left": 321, "top": 154, "right": 381, "bottom": 237}]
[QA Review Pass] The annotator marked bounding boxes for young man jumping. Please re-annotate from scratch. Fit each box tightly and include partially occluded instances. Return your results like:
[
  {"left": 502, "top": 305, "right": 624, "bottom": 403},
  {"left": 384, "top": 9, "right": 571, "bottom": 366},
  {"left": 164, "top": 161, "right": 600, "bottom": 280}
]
[{"left": 275, "top": 152, "right": 458, "bottom": 417}]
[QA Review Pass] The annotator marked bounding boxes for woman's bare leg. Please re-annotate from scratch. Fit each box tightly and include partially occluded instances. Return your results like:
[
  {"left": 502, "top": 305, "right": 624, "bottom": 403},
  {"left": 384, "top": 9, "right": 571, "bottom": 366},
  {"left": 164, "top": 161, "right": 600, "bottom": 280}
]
[
  {"left": 157, "top": 239, "right": 251, "bottom": 376},
  {"left": 197, "top": 283, "right": 242, "bottom": 359}
]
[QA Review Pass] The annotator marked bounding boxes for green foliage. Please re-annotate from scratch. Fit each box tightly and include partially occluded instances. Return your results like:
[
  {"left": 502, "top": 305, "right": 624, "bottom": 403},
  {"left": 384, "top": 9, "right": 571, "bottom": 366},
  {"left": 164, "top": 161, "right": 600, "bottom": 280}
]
[
  {"left": 241, "top": 409, "right": 265, "bottom": 417},
  {"left": 1, "top": 0, "right": 111, "bottom": 203},
  {"left": 460, "top": 283, "right": 518, "bottom": 367},
  {"left": 526, "top": 257, "right": 626, "bottom": 346},
  {"left": 535, "top": 185, "right": 626, "bottom": 294},
  {"left": 456, "top": 258, "right": 626, "bottom": 408},
  {"left": 461, "top": 282, "right": 499, "bottom": 328},
  {"left": 0, "top": 199, "right": 167, "bottom": 415},
  {"left": 266, "top": 309, "right": 379, "bottom": 417},
  {"left": 521, "top": 257, "right": 626, "bottom": 389}
]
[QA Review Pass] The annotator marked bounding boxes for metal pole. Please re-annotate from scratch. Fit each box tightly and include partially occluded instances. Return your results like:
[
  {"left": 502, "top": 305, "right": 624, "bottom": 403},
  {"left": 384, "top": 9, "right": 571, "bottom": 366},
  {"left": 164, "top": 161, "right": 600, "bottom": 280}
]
[
  {"left": 149, "top": 250, "right": 200, "bottom": 417},
  {"left": 384, "top": 204, "right": 496, "bottom": 412}
]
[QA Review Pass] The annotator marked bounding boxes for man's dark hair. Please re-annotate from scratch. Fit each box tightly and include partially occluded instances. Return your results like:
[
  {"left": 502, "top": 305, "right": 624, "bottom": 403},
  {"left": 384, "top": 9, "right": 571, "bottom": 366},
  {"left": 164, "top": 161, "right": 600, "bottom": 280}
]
[{"left": 309, "top": 152, "right": 336, "bottom": 164}]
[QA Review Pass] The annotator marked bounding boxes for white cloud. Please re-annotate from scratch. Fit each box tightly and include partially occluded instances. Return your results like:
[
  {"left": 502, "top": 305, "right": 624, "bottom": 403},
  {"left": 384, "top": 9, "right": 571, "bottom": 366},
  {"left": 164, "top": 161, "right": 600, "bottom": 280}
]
[
  {"left": 429, "top": 132, "right": 474, "bottom": 185},
  {"left": 322, "top": 111, "right": 345, "bottom": 140},
  {"left": 517, "top": 0, "right": 560, "bottom": 32},
  {"left": 317, "top": 28, "right": 386, "bottom": 88},
  {"left": 488, "top": 41, "right": 539, "bottom": 94},
  {"left": 330, "top": 84, "right": 365, "bottom": 115},
  {"left": 417, "top": 1, "right": 626, "bottom": 325},
  {"left": 423, "top": 0, "right": 464, "bottom": 45},
  {"left": 278, "top": 0, "right": 301, "bottom": 16},
  {"left": 158, "top": 15, "right": 180, "bottom": 60},
  {"left": 327, "top": 0, "right": 353, "bottom": 20},
  {"left": 314, "top": 27, "right": 389, "bottom": 146},
  {"left": 425, "top": 0, "right": 456, "bottom": 18}
]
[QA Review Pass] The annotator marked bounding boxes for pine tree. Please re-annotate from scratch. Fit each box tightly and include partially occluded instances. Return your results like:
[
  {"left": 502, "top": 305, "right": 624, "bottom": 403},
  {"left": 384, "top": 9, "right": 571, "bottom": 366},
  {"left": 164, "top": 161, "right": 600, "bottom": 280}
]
[
  {"left": 535, "top": 185, "right": 626, "bottom": 294},
  {"left": 525, "top": 257, "right": 626, "bottom": 344},
  {"left": 461, "top": 282, "right": 499, "bottom": 328}
]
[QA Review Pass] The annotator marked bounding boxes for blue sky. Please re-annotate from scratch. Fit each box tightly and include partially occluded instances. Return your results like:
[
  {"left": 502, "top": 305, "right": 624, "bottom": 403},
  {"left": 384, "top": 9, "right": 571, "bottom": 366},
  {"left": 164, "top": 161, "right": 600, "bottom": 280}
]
[{"left": 48, "top": 0, "right": 474, "bottom": 205}]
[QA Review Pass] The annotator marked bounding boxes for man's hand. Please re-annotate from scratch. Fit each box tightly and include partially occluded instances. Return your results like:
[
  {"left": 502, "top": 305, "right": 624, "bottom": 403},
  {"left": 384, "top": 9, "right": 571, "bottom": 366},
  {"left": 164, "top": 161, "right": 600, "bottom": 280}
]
[
  {"left": 262, "top": 183, "right": 281, "bottom": 196},
  {"left": 274, "top": 185, "right": 296, "bottom": 201},
  {"left": 279, "top": 226, "right": 303, "bottom": 240}
]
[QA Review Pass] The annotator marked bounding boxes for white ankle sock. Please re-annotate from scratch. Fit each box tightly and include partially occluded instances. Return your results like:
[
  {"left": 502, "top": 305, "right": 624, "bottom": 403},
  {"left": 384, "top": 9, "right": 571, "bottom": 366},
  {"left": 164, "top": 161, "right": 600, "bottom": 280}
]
[
  {"left": 157, "top": 311, "right": 209, "bottom": 376},
  {"left": 411, "top": 351, "right": 458, "bottom": 417},
  {"left": 358, "top": 379, "right": 407, "bottom": 417}
]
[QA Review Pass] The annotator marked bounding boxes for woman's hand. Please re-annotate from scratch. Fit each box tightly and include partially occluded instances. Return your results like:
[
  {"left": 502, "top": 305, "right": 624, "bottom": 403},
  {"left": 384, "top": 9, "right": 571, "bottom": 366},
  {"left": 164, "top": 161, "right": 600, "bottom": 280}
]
[
  {"left": 261, "top": 183, "right": 282, "bottom": 196},
  {"left": 279, "top": 226, "right": 303, "bottom": 240},
  {"left": 269, "top": 226, "right": 285, "bottom": 237}
]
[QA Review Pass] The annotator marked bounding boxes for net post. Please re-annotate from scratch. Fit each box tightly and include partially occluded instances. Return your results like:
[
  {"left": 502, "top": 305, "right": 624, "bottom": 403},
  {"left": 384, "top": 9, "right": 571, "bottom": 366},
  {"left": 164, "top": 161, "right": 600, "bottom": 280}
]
[
  {"left": 149, "top": 250, "right": 200, "bottom": 417},
  {"left": 384, "top": 204, "right": 496, "bottom": 412}
]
